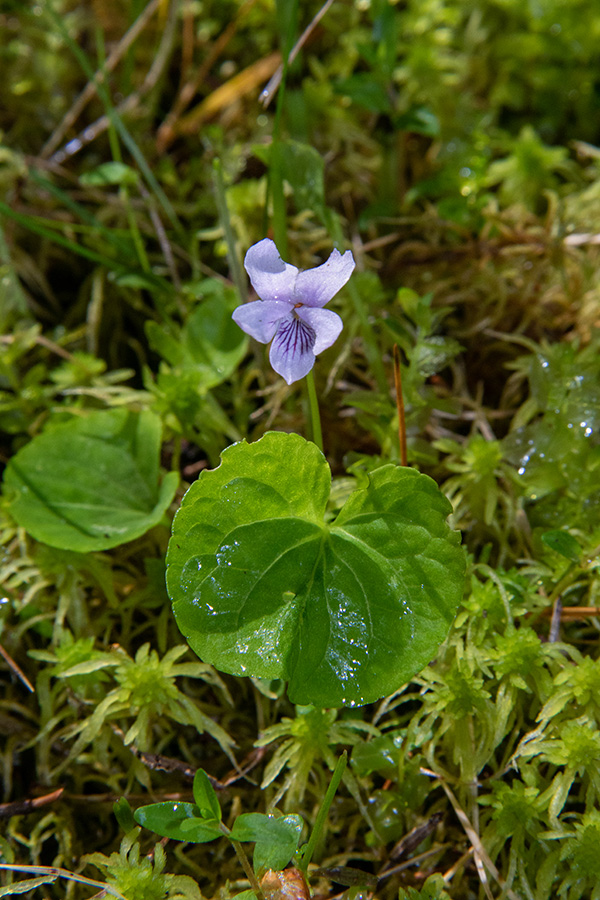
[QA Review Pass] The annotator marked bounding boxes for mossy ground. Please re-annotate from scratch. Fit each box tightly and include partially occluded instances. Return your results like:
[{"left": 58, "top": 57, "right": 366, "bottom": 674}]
[{"left": 1, "top": 2, "right": 600, "bottom": 899}]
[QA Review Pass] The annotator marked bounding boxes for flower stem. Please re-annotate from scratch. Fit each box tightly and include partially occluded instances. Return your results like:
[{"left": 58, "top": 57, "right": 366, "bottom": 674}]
[{"left": 305, "top": 369, "right": 323, "bottom": 452}]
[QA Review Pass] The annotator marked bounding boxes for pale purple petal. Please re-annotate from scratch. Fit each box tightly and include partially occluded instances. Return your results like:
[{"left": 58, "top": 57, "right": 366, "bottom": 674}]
[
  {"left": 294, "top": 249, "right": 355, "bottom": 308},
  {"left": 297, "top": 307, "right": 343, "bottom": 355},
  {"left": 269, "top": 318, "right": 316, "bottom": 384},
  {"left": 232, "top": 300, "right": 291, "bottom": 343},
  {"left": 244, "top": 239, "right": 298, "bottom": 302}
]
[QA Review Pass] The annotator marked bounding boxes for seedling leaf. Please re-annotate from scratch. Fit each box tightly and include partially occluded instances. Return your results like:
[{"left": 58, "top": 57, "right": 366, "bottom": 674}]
[
  {"left": 134, "top": 802, "right": 222, "bottom": 843},
  {"left": 192, "top": 769, "right": 222, "bottom": 821}
]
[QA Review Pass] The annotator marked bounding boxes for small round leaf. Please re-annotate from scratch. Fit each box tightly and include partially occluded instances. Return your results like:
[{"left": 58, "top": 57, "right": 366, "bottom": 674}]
[{"left": 4, "top": 409, "right": 178, "bottom": 552}]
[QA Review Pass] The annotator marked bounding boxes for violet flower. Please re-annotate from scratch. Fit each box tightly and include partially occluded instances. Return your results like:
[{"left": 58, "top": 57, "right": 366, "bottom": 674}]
[{"left": 232, "top": 238, "right": 355, "bottom": 384}]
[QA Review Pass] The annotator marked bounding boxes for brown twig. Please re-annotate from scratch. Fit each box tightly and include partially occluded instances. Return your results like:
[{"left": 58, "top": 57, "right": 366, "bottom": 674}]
[
  {"left": 172, "top": 53, "right": 281, "bottom": 138},
  {"left": 542, "top": 605, "right": 600, "bottom": 620},
  {"left": 114, "top": 723, "right": 265, "bottom": 788},
  {"left": 0, "top": 642, "right": 35, "bottom": 692},
  {"left": 137, "top": 180, "right": 181, "bottom": 290},
  {"left": 156, "top": 0, "right": 259, "bottom": 152},
  {"left": 41, "top": 0, "right": 161, "bottom": 159},
  {"left": 0, "top": 788, "right": 64, "bottom": 819},
  {"left": 259, "top": 0, "right": 336, "bottom": 108},
  {"left": 49, "top": 0, "right": 178, "bottom": 165},
  {"left": 388, "top": 812, "right": 444, "bottom": 862}
]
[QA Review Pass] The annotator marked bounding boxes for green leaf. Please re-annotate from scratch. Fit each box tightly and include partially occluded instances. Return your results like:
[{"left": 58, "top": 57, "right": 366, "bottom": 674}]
[
  {"left": 80, "top": 161, "right": 139, "bottom": 187},
  {"left": 146, "top": 283, "right": 248, "bottom": 389},
  {"left": 167, "top": 432, "right": 465, "bottom": 707},
  {"left": 134, "top": 802, "right": 222, "bottom": 843},
  {"left": 113, "top": 797, "right": 137, "bottom": 833},
  {"left": 351, "top": 732, "right": 404, "bottom": 778},
  {"left": 192, "top": 769, "right": 221, "bottom": 821},
  {"left": 113, "top": 272, "right": 166, "bottom": 290},
  {"left": 394, "top": 105, "right": 440, "bottom": 137},
  {"left": 541, "top": 530, "right": 581, "bottom": 562},
  {"left": 0, "top": 225, "right": 30, "bottom": 332},
  {"left": 398, "top": 873, "right": 451, "bottom": 900},
  {"left": 229, "top": 813, "right": 303, "bottom": 872},
  {"left": 3, "top": 409, "right": 178, "bottom": 552},
  {"left": 334, "top": 75, "right": 392, "bottom": 114},
  {"left": 279, "top": 140, "right": 327, "bottom": 219},
  {"left": 312, "top": 867, "right": 377, "bottom": 889}
]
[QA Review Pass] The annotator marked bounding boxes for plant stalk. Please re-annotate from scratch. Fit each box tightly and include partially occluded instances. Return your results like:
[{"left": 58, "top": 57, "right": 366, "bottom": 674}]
[{"left": 305, "top": 368, "right": 323, "bottom": 452}]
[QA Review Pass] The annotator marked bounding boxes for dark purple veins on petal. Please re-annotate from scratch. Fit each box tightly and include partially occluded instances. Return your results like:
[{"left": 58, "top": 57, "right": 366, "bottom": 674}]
[{"left": 275, "top": 317, "right": 316, "bottom": 357}]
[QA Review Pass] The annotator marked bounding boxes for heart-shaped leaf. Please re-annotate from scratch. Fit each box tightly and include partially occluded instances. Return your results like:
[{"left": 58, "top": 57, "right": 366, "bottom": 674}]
[
  {"left": 3, "top": 409, "right": 178, "bottom": 552},
  {"left": 167, "top": 432, "right": 465, "bottom": 707}
]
